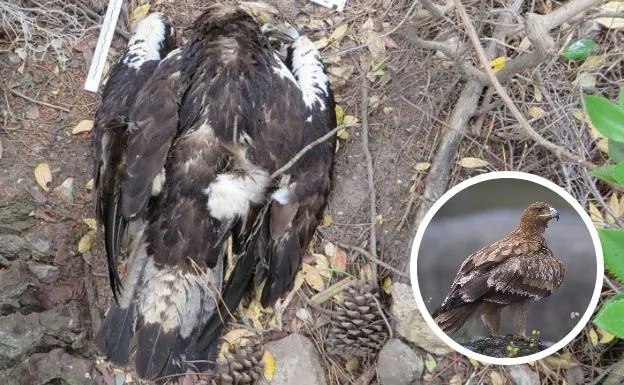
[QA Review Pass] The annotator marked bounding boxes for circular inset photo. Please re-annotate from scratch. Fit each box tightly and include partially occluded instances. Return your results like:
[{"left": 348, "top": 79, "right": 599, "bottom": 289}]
[{"left": 410, "top": 171, "right": 603, "bottom": 365}]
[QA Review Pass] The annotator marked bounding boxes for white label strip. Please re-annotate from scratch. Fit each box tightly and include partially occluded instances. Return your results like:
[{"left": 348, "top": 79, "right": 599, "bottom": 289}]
[
  {"left": 84, "top": 0, "right": 125, "bottom": 93},
  {"left": 309, "top": 0, "right": 346, "bottom": 12}
]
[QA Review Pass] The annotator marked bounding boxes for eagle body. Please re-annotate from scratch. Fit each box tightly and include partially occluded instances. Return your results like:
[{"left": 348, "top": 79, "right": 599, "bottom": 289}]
[
  {"left": 433, "top": 202, "right": 564, "bottom": 337},
  {"left": 94, "top": 3, "right": 335, "bottom": 381}
]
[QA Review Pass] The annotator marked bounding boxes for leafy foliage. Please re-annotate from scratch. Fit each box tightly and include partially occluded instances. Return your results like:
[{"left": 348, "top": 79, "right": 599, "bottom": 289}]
[{"left": 586, "top": 91, "right": 624, "bottom": 337}]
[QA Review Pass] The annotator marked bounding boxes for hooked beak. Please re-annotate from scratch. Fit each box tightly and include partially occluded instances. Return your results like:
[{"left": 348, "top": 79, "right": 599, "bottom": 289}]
[{"left": 550, "top": 207, "right": 559, "bottom": 221}]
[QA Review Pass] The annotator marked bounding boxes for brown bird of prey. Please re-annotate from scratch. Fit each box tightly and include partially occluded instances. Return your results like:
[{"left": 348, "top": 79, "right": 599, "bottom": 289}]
[{"left": 432, "top": 202, "right": 564, "bottom": 337}]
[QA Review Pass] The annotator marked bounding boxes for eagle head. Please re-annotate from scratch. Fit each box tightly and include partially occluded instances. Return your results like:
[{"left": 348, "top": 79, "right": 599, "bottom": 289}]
[{"left": 520, "top": 201, "right": 559, "bottom": 233}]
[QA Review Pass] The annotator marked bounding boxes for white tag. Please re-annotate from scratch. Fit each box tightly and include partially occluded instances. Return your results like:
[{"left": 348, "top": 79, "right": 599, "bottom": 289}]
[
  {"left": 310, "top": 0, "right": 346, "bottom": 12},
  {"left": 84, "top": 0, "right": 125, "bottom": 93}
]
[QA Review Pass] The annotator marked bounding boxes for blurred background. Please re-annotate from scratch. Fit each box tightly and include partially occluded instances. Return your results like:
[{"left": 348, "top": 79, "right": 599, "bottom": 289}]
[{"left": 416, "top": 178, "right": 598, "bottom": 344}]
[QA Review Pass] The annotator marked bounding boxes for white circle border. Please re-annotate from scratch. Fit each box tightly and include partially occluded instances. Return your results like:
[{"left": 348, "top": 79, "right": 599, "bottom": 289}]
[{"left": 409, "top": 171, "right": 604, "bottom": 366}]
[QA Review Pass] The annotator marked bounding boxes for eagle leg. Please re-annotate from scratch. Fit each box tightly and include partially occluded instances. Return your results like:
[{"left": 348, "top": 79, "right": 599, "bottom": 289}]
[
  {"left": 480, "top": 305, "right": 502, "bottom": 336},
  {"left": 509, "top": 300, "right": 529, "bottom": 337}
]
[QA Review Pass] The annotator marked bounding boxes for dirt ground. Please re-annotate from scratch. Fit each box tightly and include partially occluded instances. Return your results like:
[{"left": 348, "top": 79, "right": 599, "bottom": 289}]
[{"left": 1, "top": 0, "right": 623, "bottom": 384}]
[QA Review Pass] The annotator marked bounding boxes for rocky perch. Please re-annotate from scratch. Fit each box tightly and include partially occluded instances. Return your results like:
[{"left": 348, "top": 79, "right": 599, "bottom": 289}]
[{"left": 463, "top": 335, "right": 547, "bottom": 358}]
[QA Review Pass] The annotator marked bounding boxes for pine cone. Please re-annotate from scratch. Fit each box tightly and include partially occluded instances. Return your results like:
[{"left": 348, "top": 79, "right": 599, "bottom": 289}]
[
  {"left": 212, "top": 343, "right": 264, "bottom": 385},
  {"left": 326, "top": 283, "right": 389, "bottom": 358}
]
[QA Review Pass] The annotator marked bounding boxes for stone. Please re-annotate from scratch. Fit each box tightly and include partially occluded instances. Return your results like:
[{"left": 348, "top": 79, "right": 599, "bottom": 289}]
[
  {"left": 17, "top": 348, "right": 94, "bottom": 385},
  {"left": 377, "top": 339, "right": 424, "bottom": 385},
  {"left": 53, "top": 177, "right": 75, "bottom": 203},
  {"left": 391, "top": 283, "right": 452, "bottom": 355},
  {"left": 258, "top": 334, "right": 326, "bottom": 385},
  {"left": 507, "top": 364, "right": 540, "bottom": 385}
]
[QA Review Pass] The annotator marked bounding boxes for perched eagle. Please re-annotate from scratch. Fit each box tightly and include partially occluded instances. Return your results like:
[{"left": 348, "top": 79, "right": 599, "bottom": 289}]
[
  {"left": 432, "top": 202, "right": 564, "bottom": 337},
  {"left": 93, "top": 3, "right": 335, "bottom": 382}
]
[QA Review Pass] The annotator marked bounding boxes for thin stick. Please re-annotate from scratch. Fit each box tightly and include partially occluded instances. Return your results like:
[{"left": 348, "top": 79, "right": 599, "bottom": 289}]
[
  {"left": 270, "top": 124, "right": 345, "bottom": 180},
  {"left": 335, "top": 241, "right": 409, "bottom": 279},
  {"left": 359, "top": 73, "right": 378, "bottom": 279},
  {"left": 372, "top": 295, "right": 393, "bottom": 339},
  {"left": 10, "top": 88, "right": 71, "bottom": 113},
  {"left": 454, "top": 0, "right": 596, "bottom": 169}
]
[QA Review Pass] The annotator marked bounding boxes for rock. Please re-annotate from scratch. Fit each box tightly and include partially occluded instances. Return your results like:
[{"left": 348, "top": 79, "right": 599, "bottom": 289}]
[
  {"left": 391, "top": 283, "right": 452, "bottom": 355},
  {"left": 258, "top": 334, "right": 326, "bottom": 385},
  {"left": 17, "top": 348, "right": 94, "bottom": 385},
  {"left": 25, "top": 105, "right": 40, "bottom": 120},
  {"left": 507, "top": 364, "right": 540, "bottom": 385},
  {"left": 377, "top": 339, "right": 424, "bottom": 385},
  {"left": 0, "top": 234, "right": 30, "bottom": 260},
  {"left": 53, "top": 177, "right": 75, "bottom": 203}
]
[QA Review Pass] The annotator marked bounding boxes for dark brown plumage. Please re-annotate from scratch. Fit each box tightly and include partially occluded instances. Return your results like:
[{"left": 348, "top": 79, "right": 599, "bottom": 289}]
[{"left": 432, "top": 202, "right": 564, "bottom": 337}]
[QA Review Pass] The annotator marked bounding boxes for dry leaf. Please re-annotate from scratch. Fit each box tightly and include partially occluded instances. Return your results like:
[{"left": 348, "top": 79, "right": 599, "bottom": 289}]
[
  {"left": 449, "top": 375, "right": 462, "bottom": 385},
  {"left": 83, "top": 217, "right": 97, "bottom": 230},
  {"left": 330, "top": 246, "right": 347, "bottom": 271},
  {"left": 533, "top": 85, "right": 543, "bottom": 102},
  {"left": 245, "top": 299, "right": 263, "bottom": 329},
  {"left": 262, "top": 351, "right": 276, "bottom": 380},
  {"left": 302, "top": 263, "right": 325, "bottom": 291},
  {"left": 85, "top": 178, "right": 94, "bottom": 190},
  {"left": 295, "top": 307, "right": 311, "bottom": 321},
  {"left": 330, "top": 24, "right": 349, "bottom": 42},
  {"left": 425, "top": 353, "right": 437, "bottom": 373},
  {"left": 543, "top": 352, "right": 578, "bottom": 370},
  {"left": 589, "top": 203, "right": 604, "bottom": 224},
  {"left": 579, "top": 55, "right": 606, "bottom": 71},
  {"left": 343, "top": 115, "right": 359, "bottom": 125},
  {"left": 576, "top": 72, "right": 597, "bottom": 89},
  {"left": 489, "top": 56, "right": 507, "bottom": 72},
  {"left": 528, "top": 106, "right": 547, "bottom": 119},
  {"left": 71, "top": 120, "right": 94, "bottom": 135},
  {"left": 459, "top": 157, "right": 489, "bottom": 169},
  {"left": 335, "top": 105, "right": 345, "bottom": 125},
  {"left": 413, "top": 162, "right": 431, "bottom": 171},
  {"left": 597, "top": 2, "right": 624, "bottom": 29},
  {"left": 131, "top": 4, "right": 151, "bottom": 21},
  {"left": 322, "top": 213, "right": 333, "bottom": 227},
  {"left": 34, "top": 163, "right": 52, "bottom": 192},
  {"left": 222, "top": 328, "right": 255, "bottom": 345},
  {"left": 314, "top": 37, "right": 330, "bottom": 49},
  {"left": 337, "top": 128, "right": 350, "bottom": 140},
  {"left": 589, "top": 328, "right": 599, "bottom": 346},
  {"left": 382, "top": 276, "right": 392, "bottom": 294},
  {"left": 599, "top": 329, "right": 616, "bottom": 344},
  {"left": 312, "top": 253, "right": 331, "bottom": 278},
  {"left": 345, "top": 357, "right": 359, "bottom": 372},
  {"left": 490, "top": 372, "right": 504, "bottom": 385},
  {"left": 362, "top": 17, "right": 374, "bottom": 31},
  {"left": 78, "top": 230, "right": 96, "bottom": 254}
]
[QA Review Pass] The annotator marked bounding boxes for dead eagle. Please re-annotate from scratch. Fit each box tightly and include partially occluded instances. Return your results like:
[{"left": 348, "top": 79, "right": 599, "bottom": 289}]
[
  {"left": 92, "top": 3, "right": 336, "bottom": 381},
  {"left": 432, "top": 202, "right": 564, "bottom": 337}
]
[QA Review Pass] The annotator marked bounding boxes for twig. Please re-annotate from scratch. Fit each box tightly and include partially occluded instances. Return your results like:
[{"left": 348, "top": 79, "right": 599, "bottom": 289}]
[
  {"left": 359, "top": 73, "right": 379, "bottom": 282},
  {"left": 270, "top": 124, "right": 345, "bottom": 180},
  {"left": 82, "top": 252, "right": 102, "bottom": 333},
  {"left": 9, "top": 88, "right": 71, "bottom": 113},
  {"left": 309, "top": 277, "right": 356, "bottom": 305},
  {"left": 71, "top": 0, "right": 131, "bottom": 40},
  {"left": 372, "top": 295, "right": 393, "bottom": 339},
  {"left": 335, "top": 241, "right": 409, "bottom": 279},
  {"left": 454, "top": 0, "right": 596, "bottom": 169}
]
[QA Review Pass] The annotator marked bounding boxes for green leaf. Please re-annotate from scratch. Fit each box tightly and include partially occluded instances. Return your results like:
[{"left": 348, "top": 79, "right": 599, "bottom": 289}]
[
  {"left": 615, "top": 162, "right": 624, "bottom": 185},
  {"left": 590, "top": 164, "right": 617, "bottom": 184},
  {"left": 609, "top": 141, "right": 624, "bottom": 162},
  {"left": 594, "top": 298, "right": 624, "bottom": 337},
  {"left": 562, "top": 39, "right": 599, "bottom": 61},
  {"left": 598, "top": 228, "right": 624, "bottom": 283},
  {"left": 583, "top": 95, "right": 624, "bottom": 142},
  {"left": 620, "top": 88, "right": 624, "bottom": 109}
]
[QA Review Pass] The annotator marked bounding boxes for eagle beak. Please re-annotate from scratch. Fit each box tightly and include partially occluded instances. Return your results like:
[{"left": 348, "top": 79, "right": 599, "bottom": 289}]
[{"left": 550, "top": 208, "right": 559, "bottom": 221}]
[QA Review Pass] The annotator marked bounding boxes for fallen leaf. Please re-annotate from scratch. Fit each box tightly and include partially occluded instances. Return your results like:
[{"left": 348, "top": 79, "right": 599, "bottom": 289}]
[
  {"left": 449, "top": 375, "right": 462, "bottom": 385},
  {"left": 314, "top": 37, "right": 330, "bottom": 49},
  {"left": 459, "top": 157, "right": 489, "bottom": 169},
  {"left": 345, "top": 357, "right": 359, "bottom": 371},
  {"left": 330, "top": 246, "right": 347, "bottom": 271},
  {"left": 330, "top": 24, "right": 349, "bottom": 42},
  {"left": 598, "top": 328, "right": 616, "bottom": 344},
  {"left": 245, "top": 299, "right": 263, "bottom": 329},
  {"left": 295, "top": 307, "right": 311, "bottom": 321},
  {"left": 528, "top": 106, "right": 547, "bottom": 119},
  {"left": 85, "top": 178, "right": 94, "bottom": 190},
  {"left": 222, "top": 328, "right": 255, "bottom": 346},
  {"left": 533, "top": 85, "right": 543, "bottom": 102},
  {"left": 337, "top": 127, "right": 350, "bottom": 140},
  {"left": 576, "top": 72, "right": 597, "bottom": 90},
  {"left": 543, "top": 352, "right": 578, "bottom": 370},
  {"left": 83, "top": 217, "right": 97, "bottom": 230},
  {"left": 579, "top": 55, "right": 606, "bottom": 71},
  {"left": 131, "top": 4, "right": 151, "bottom": 21},
  {"left": 72, "top": 119, "right": 94, "bottom": 135},
  {"left": 362, "top": 17, "right": 375, "bottom": 32},
  {"left": 343, "top": 115, "right": 359, "bottom": 125},
  {"left": 78, "top": 230, "right": 96, "bottom": 254},
  {"left": 34, "top": 163, "right": 52, "bottom": 192},
  {"left": 262, "top": 351, "right": 276, "bottom": 380},
  {"left": 382, "top": 276, "right": 392, "bottom": 294},
  {"left": 312, "top": 253, "right": 331, "bottom": 278},
  {"left": 413, "top": 162, "right": 431, "bottom": 171},
  {"left": 597, "top": 2, "right": 624, "bottom": 29},
  {"left": 335, "top": 105, "right": 345, "bottom": 125},
  {"left": 425, "top": 353, "right": 437, "bottom": 373},
  {"left": 589, "top": 327, "right": 599, "bottom": 346},
  {"left": 374, "top": 214, "right": 383, "bottom": 224},
  {"left": 489, "top": 56, "right": 507, "bottom": 72},
  {"left": 490, "top": 371, "right": 504, "bottom": 385},
  {"left": 302, "top": 263, "right": 325, "bottom": 291},
  {"left": 589, "top": 203, "right": 604, "bottom": 224}
]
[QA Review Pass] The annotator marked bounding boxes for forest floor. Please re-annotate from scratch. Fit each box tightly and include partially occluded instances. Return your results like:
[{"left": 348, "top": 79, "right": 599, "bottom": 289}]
[{"left": 1, "top": 0, "right": 623, "bottom": 384}]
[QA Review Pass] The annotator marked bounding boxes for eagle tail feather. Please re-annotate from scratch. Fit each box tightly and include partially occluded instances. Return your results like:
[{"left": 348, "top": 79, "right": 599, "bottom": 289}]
[
  {"left": 434, "top": 302, "right": 479, "bottom": 334},
  {"left": 260, "top": 230, "right": 301, "bottom": 307},
  {"left": 95, "top": 302, "right": 136, "bottom": 365}
]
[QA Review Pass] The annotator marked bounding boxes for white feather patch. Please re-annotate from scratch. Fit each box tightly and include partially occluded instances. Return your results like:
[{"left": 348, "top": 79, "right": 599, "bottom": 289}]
[
  {"left": 139, "top": 259, "right": 218, "bottom": 337},
  {"left": 205, "top": 168, "right": 269, "bottom": 220},
  {"left": 272, "top": 53, "right": 297, "bottom": 84},
  {"left": 151, "top": 168, "right": 166, "bottom": 196},
  {"left": 290, "top": 36, "right": 330, "bottom": 110},
  {"left": 123, "top": 13, "right": 168, "bottom": 69}
]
